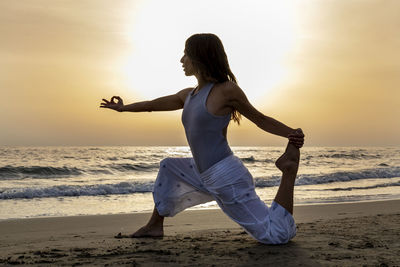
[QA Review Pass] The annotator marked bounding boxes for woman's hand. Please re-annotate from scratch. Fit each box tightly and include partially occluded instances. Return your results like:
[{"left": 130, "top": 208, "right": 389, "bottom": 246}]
[
  {"left": 288, "top": 128, "right": 305, "bottom": 148},
  {"left": 100, "top": 96, "right": 124, "bottom": 112}
]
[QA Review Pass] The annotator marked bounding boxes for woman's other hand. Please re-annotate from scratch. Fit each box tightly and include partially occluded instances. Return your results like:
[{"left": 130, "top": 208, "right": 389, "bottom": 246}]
[
  {"left": 288, "top": 128, "right": 304, "bottom": 148},
  {"left": 100, "top": 96, "right": 124, "bottom": 112}
]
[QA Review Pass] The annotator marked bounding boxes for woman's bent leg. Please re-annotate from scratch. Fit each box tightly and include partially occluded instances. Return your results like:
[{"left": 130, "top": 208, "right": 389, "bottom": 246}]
[
  {"left": 131, "top": 157, "right": 213, "bottom": 238},
  {"left": 201, "top": 154, "right": 298, "bottom": 244}
]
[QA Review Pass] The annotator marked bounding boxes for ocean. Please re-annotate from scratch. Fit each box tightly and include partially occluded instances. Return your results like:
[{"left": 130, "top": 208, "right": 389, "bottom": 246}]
[{"left": 1, "top": 146, "right": 399, "bottom": 220}]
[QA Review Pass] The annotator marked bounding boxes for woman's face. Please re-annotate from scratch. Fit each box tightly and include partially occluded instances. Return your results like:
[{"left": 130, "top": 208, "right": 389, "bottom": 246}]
[{"left": 180, "top": 51, "right": 196, "bottom": 76}]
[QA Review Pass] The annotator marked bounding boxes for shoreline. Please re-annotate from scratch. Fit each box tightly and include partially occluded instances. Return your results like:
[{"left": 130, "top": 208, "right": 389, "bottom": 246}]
[
  {"left": 2, "top": 198, "right": 399, "bottom": 225},
  {"left": 1, "top": 199, "right": 400, "bottom": 266},
  {"left": 0, "top": 197, "right": 400, "bottom": 223},
  {"left": 2, "top": 197, "right": 399, "bottom": 222}
]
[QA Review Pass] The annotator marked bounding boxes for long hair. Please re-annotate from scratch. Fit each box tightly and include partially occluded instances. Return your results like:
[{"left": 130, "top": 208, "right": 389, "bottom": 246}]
[{"left": 185, "top": 33, "right": 241, "bottom": 125}]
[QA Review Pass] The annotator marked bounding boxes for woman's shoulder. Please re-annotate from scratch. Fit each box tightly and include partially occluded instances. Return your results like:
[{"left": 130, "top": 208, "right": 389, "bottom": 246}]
[
  {"left": 176, "top": 87, "right": 195, "bottom": 102},
  {"left": 214, "top": 81, "right": 248, "bottom": 106},
  {"left": 215, "top": 81, "right": 241, "bottom": 95},
  {"left": 180, "top": 87, "right": 195, "bottom": 93},
  {"left": 215, "top": 80, "right": 238, "bottom": 89}
]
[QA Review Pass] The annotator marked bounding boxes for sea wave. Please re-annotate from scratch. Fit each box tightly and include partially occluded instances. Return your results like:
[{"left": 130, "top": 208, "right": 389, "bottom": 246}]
[
  {"left": 0, "top": 163, "right": 160, "bottom": 180},
  {"left": 296, "top": 167, "right": 400, "bottom": 185},
  {"left": 0, "top": 166, "right": 84, "bottom": 179},
  {"left": 103, "top": 163, "right": 159, "bottom": 172},
  {"left": 326, "top": 181, "right": 400, "bottom": 191},
  {"left": 239, "top": 156, "right": 274, "bottom": 163},
  {"left": 0, "top": 181, "right": 154, "bottom": 199},
  {"left": 254, "top": 167, "right": 400, "bottom": 187},
  {"left": 2, "top": 167, "right": 400, "bottom": 199},
  {"left": 304, "top": 153, "right": 382, "bottom": 160}
]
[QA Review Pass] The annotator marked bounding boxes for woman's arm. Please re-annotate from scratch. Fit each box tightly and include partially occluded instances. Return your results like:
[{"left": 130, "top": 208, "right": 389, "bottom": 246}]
[
  {"left": 225, "top": 83, "right": 304, "bottom": 146},
  {"left": 100, "top": 88, "right": 192, "bottom": 112}
]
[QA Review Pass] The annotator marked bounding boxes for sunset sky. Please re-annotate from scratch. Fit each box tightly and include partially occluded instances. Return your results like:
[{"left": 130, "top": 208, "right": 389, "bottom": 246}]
[{"left": 1, "top": 0, "right": 399, "bottom": 146}]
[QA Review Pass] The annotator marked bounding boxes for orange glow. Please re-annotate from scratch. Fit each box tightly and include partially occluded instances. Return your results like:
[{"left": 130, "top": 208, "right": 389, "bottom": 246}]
[{"left": 0, "top": 0, "right": 399, "bottom": 146}]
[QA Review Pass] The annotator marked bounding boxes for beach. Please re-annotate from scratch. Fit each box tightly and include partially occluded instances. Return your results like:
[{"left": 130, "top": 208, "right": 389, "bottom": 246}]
[
  {"left": 1, "top": 199, "right": 399, "bottom": 266},
  {"left": 1, "top": 146, "right": 399, "bottom": 265}
]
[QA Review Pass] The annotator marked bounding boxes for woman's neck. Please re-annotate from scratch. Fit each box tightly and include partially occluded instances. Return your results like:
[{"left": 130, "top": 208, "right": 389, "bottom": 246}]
[{"left": 195, "top": 75, "right": 209, "bottom": 91}]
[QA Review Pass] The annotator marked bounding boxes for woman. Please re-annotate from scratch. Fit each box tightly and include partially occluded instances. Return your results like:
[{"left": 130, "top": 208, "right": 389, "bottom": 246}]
[{"left": 100, "top": 33, "right": 304, "bottom": 244}]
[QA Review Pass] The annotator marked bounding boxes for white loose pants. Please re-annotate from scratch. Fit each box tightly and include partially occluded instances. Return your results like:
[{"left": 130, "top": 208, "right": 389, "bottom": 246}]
[{"left": 152, "top": 155, "right": 296, "bottom": 244}]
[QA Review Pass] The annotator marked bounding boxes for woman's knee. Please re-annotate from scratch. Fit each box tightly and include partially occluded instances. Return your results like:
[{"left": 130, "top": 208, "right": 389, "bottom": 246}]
[
  {"left": 252, "top": 228, "right": 294, "bottom": 245},
  {"left": 268, "top": 218, "right": 296, "bottom": 244},
  {"left": 159, "top": 157, "right": 174, "bottom": 168},
  {"left": 270, "top": 230, "right": 294, "bottom": 244}
]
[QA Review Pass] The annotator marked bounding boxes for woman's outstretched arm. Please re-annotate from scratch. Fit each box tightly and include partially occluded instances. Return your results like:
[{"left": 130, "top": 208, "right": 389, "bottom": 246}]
[
  {"left": 225, "top": 83, "right": 304, "bottom": 147},
  {"left": 100, "top": 88, "right": 192, "bottom": 112}
]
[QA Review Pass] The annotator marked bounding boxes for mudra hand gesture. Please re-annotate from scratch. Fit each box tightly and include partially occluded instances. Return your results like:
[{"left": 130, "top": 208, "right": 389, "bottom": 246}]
[{"left": 100, "top": 96, "right": 124, "bottom": 112}]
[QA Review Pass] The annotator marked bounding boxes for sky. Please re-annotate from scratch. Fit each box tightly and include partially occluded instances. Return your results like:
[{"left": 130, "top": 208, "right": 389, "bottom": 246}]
[{"left": 1, "top": 0, "right": 399, "bottom": 146}]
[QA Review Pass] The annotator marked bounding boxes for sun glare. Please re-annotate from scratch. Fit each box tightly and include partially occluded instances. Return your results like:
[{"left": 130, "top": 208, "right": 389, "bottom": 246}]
[{"left": 120, "top": 0, "right": 297, "bottom": 103}]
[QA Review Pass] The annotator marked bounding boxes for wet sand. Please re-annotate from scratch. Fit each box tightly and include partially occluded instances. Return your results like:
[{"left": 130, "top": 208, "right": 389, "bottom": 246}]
[{"left": 1, "top": 200, "right": 399, "bottom": 266}]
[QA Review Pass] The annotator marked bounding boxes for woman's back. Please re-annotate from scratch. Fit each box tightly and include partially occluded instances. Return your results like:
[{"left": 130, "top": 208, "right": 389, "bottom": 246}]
[{"left": 182, "top": 82, "right": 232, "bottom": 173}]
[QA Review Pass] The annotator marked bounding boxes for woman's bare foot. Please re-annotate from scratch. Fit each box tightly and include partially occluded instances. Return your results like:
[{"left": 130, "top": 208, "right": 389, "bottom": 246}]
[
  {"left": 115, "top": 225, "right": 164, "bottom": 239},
  {"left": 130, "top": 225, "right": 164, "bottom": 238},
  {"left": 115, "top": 224, "right": 164, "bottom": 239},
  {"left": 275, "top": 143, "right": 300, "bottom": 174},
  {"left": 114, "top": 207, "right": 165, "bottom": 239}
]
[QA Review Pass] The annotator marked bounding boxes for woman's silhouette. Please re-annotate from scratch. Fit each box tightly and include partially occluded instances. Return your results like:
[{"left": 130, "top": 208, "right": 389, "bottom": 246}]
[{"left": 100, "top": 33, "right": 304, "bottom": 244}]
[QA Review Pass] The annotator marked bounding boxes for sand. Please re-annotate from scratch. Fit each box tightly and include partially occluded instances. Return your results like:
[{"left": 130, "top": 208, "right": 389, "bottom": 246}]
[{"left": 1, "top": 200, "right": 399, "bottom": 266}]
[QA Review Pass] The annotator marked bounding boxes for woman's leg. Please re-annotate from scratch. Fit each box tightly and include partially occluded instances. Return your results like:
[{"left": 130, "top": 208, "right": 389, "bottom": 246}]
[
  {"left": 131, "top": 207, "right": 164, "bottom": 237},
  {"left": 129, "top": 157, "right": 213, "bottom": 238},
  {"left": 199, "top": 153, "right": 298, "bottom": 244},
  {"left": 274, "top": 142, "right": 300, "bottom": 214}
]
